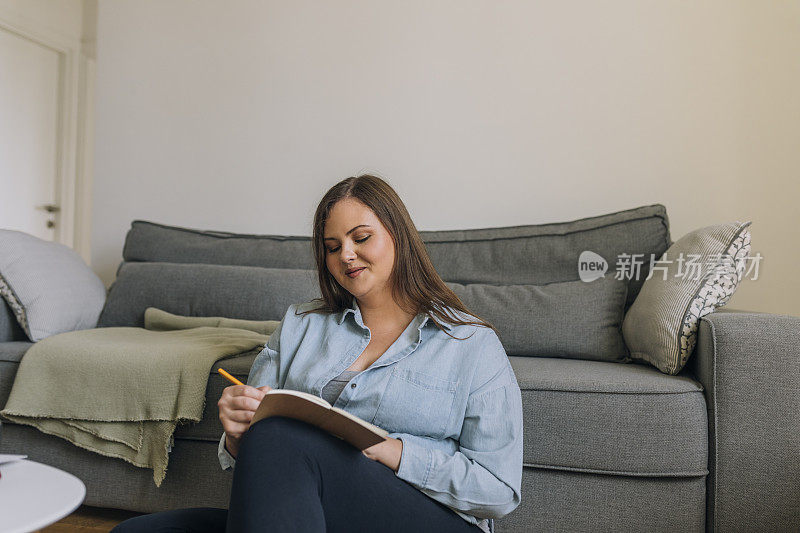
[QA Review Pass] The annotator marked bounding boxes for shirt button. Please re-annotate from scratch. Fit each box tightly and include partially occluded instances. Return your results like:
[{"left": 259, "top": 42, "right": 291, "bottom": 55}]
[{"left": 350, "top": 383, "right": 357, "bottom": 388}]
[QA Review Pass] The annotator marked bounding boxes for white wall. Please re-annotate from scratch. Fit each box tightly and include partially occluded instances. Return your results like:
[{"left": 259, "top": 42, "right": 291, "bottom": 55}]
[{"left": 93, "top": 0, "right": 800, "bottom": 316}]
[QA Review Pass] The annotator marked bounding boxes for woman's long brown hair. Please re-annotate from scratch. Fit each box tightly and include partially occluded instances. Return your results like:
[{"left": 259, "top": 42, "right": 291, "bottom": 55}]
[{"left": 297, "top": 174, "right": 497, "bottom": 339}]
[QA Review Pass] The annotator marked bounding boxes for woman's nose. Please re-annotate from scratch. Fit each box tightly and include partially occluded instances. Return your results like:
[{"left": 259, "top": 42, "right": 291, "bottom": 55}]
[{"left": 339, "top": 246, "right": 357, "bottom": 263}]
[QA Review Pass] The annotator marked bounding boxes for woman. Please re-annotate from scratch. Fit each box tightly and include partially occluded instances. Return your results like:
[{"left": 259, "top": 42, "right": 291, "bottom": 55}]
[{"left": 113, "top": 175, "right": 523, "bottom": 532}]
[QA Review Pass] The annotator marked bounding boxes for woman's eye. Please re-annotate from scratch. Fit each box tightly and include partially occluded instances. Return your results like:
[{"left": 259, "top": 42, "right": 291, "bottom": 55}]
[{"left": 326, "top": 236, "right": 370, "bottom": 254}]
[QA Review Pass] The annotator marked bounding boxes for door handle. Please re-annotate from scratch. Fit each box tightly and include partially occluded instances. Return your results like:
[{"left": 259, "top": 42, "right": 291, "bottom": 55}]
[{"left": 36, "top": 204, "right": 61, "bottom": 213}]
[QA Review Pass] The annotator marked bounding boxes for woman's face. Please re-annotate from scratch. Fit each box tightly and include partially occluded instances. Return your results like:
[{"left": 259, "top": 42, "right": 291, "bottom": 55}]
[{"left": 324, "top": 197, "right": 396, "bottom": 304}]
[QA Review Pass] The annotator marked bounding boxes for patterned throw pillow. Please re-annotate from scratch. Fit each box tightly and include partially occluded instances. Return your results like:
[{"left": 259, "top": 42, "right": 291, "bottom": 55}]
[
  {"left": 0, "top": 230, "right": 107, "bottom": 341},
  {"left": 621, "top": 222, "right": 751, "bottom": 375}
]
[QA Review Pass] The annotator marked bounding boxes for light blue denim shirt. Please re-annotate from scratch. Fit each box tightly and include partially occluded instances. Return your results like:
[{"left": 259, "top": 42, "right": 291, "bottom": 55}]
[{"left": 218, "top": 297, "right": 523, "bottom": 530}]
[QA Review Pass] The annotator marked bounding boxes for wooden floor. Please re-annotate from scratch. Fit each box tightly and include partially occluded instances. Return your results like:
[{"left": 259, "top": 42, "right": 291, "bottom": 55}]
[{"left": 37, "top": 505, "right": 144, "bottom": 532}]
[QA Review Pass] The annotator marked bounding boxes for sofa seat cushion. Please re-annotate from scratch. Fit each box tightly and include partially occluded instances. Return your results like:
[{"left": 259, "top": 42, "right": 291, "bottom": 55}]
[
  {"left": 511, "top": 356, "right": 708, "bottom": 477},
  {"left": 175, "top": 351, "right": 708, "bottom": 480},
  {"left": 2, "top": 344, "right": 709, "bottom": 479}
]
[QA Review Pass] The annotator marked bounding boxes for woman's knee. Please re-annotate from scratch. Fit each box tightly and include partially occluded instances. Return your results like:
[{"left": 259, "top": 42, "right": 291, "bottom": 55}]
[{"left": 243, "top": 416, "right": 331, "bottom": 452}]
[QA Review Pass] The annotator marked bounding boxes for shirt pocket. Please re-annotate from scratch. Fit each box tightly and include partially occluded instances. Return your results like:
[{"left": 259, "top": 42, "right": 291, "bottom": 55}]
[{"left": 372, "top": 367, "right": 459, "bottom": 440}]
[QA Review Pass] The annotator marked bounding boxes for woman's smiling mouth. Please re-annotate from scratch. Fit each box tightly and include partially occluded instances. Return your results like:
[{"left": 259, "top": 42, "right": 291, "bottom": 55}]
[{"left": 346, "top": 267, "right": 366, "bottom": 278}]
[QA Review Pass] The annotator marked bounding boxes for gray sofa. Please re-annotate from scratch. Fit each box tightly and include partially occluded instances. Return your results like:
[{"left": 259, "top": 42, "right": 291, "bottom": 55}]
[{"left": 1, "top": 204, "right": 798, "bottom": 532}]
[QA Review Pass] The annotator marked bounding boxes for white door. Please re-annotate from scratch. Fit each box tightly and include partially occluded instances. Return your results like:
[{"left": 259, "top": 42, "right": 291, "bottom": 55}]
[{"left": 0, "top": 25, "right": 60, "bottom": 241}]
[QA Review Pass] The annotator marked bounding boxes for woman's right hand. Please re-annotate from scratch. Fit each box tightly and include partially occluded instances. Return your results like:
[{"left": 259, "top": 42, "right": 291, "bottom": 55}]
[{"left": 218, "top": 384, "right": 272, "bottom": 456}]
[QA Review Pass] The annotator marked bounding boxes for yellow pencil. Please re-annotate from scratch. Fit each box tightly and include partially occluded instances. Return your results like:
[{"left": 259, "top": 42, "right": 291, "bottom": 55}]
[{"left": 217, "top": 368, "right": 244, "bottom": 386}]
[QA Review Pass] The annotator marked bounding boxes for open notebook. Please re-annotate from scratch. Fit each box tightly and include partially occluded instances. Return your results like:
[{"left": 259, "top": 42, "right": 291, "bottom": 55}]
[{"left": 250, "top": 389, "right": 388, "bottom": 450}]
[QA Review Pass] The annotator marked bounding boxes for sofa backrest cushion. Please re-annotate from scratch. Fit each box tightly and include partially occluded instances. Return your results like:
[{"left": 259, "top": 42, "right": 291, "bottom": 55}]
[
  {"left": 98, "top": 263, "right": 319, "bottom": 327},
  {"left": 121, "top": 222, "right": 315, "bottom": 270},
  {"left": 100, "top": 204, "right": 670, "bottom": 359},
  {"left": 423, "top": 204, "right": 669, "bottom": 309},
  {"left": 447, "top": 277, "right": 629, "bottom": 361},
  {"left": 119, "top": 204, "right": 669, "bottom": 310}
]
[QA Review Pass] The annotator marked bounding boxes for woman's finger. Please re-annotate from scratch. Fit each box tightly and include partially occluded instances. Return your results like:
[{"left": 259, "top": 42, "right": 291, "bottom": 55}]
[
  {"left": 233, "top": 396, "right": 261, "bottom": 412},
  {"left": 238, "top": 385, "right": 267, "bottom": 400},
  {"left": 224, "top": 410, "right": 254, "bottom": 424}
]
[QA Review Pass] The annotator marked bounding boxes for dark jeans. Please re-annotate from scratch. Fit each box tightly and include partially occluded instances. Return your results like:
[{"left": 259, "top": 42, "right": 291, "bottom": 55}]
[{"left": 112, "top": 416, "right": 484, "bottom": 532}]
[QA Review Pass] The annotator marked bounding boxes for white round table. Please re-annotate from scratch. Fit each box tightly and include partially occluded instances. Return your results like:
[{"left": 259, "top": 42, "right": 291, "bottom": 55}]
[{"left": 0, "top": 458, "right": 86, "bottom": 533}]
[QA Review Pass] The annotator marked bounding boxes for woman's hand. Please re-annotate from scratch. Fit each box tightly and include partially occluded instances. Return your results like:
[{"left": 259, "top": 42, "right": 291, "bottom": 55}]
[
  {"left": 362, "top": 436, "right": 403, "bottom": 472},
  {"left": 218, "top": 384, "right": 272, "bottom": 457}
]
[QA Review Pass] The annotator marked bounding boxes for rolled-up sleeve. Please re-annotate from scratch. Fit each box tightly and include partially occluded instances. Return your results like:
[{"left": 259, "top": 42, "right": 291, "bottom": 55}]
[
  {"left": 217, "top": 311, "right": 286, "bottom": 472},
  {"left": 218, "top": 432, "right": 236, "bottom": 471},
  {"left": 388, "top": 331, "right": 523, "bottom": 519}
]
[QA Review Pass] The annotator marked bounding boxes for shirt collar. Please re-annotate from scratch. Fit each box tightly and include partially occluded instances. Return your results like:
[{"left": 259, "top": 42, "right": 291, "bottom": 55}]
[{"left": 337, "top": 296, "right": 454, "bottom": 332}]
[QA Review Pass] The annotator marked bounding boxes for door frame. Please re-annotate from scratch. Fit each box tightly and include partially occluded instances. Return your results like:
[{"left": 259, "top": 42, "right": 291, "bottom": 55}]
[{"left": 0, "top": 10, "right": 91, "bottom": 263}]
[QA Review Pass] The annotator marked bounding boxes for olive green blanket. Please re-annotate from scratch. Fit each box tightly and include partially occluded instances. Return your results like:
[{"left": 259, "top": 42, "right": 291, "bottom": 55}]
[{"left": 0, "top": 308, "right": 278, "bottom": 486}]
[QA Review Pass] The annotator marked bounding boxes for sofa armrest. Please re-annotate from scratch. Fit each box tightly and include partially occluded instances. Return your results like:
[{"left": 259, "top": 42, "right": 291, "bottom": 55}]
[
  {"left": 688, "top": 310, "right": 800, "bottom": 532},
  {"left": 0, "top": 298, "right": 26, "bottom": 342}
]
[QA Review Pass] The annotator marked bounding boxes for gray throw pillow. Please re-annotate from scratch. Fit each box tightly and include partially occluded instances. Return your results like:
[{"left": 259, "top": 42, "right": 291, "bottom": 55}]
[
  {"left": 0, "top": 230, "right": 107, "bottom": 341},
  {"left": 446, "top": 277, "right": 629, "bottom": 362},
  {"left": 622, "top": 221, "right": 751, "bottom": 375}
]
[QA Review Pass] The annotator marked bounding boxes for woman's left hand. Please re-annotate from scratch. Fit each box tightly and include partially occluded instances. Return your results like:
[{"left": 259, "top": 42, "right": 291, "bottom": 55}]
[{"left": 362, "top": 436, "right": 403, "bottom": 472}]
